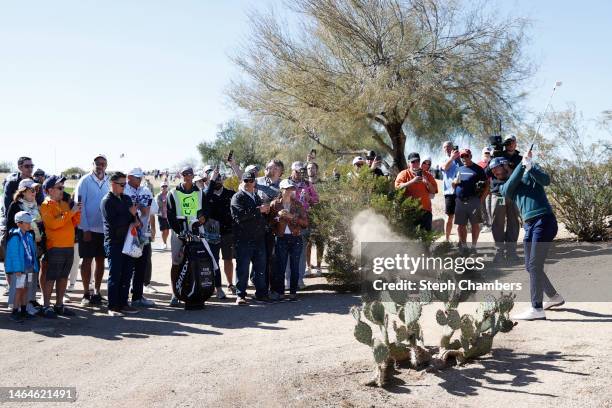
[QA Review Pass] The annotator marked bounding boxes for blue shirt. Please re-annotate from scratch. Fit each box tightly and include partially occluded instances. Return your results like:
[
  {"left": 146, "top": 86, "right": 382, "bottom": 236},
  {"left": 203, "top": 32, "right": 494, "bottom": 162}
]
[
  {"left": 455, "top": 164, "right": 486, "bottom": 200},
  {"left": 441, "top": 158, "right": 461, "bottom": 195}
]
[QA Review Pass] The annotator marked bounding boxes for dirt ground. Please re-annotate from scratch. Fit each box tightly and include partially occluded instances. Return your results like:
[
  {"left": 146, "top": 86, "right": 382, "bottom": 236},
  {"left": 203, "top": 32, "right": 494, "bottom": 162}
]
[
  {"left": 1, "top": 229, "right": 611, "bottom": 408},
  {"left": 1, "top": 175, "right": 611, "bottom": 407}
]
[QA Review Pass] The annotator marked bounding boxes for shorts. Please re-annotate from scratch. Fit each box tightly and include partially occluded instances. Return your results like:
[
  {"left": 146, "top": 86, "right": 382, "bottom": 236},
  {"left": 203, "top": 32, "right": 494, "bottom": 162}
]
[
  {"left": 158, "top": 216, "right": 170, "bottom": 231},
  {"left": 220, "top": 233, "right": 234, "bottom": 260},
  {"left": 170, "top": 231, "right": 184, "bottom": 265},
  {"left": 78, "top": 230, "right": 106, "bottom": 259},
  {"left": 454, "top": 197, "right": 483, "bottom": 226},
  {"left": 444, "top": 194, "right": 456, "bottom": 216},
  {"left": 46, "top": 247, "right": 74, "bottom": 281}
]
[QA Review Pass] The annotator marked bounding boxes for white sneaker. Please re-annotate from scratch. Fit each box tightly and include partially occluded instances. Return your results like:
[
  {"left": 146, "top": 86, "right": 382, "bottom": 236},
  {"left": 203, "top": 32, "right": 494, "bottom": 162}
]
[
  {"left": 512, "top": 307, "right": 546, "bottom": 321},
  {"left": 216, "top": 287, "right": 227, "bottom": 300},
  {"left": 67, "top": 284, "right": 75, "bottom": 292},
  {"left": 63, "top": 293, "right": 71, "bottom": 302},
  {"left": 543, "top": 294, "right": 565, "bottom": 310},
  {"left": 298, "top": 280, "right": 306, "bottom": 289},
  {"left": 236, "top": 297, "right": 247, "bottom": 305},
  {"left": 304, "top": 267, "right": 311, "bottom": 277},
  {"left": 144, "top": 285, "right": 158, "bottom": 294},
  {"left": 161, "top": 243, "right": 167, "bottom": 250}
]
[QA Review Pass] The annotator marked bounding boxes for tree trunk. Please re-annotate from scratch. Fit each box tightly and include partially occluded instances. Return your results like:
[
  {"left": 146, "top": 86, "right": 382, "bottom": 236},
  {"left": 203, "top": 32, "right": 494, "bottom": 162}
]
[{"left": 386, "top": 122, "right": 407, "bottom": 173}]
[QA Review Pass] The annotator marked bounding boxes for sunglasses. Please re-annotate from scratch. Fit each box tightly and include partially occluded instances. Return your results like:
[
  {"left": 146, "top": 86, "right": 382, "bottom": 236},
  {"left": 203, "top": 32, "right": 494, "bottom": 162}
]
[
  {"left": 23, "top": 164, "right": 34, "bottom": 168},
  {"left": 52, "top": 186, "right": 64, "bottom": 191},
  {"left": 244, "top": 179, "right": 255, "bottom": 183},
  {"left": 113, "top": 182, "right": 126, "bottom": 187},
  {"left": 182, "top": 173, "right": 194, "bottom": 177}
]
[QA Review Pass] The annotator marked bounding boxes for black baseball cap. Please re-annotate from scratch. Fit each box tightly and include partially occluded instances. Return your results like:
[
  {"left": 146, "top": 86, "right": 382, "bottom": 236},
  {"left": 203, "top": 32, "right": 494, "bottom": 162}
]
[
  {"left": 42, "top": 175, "right": 67, "bottom": 191},
  {"left": 407, "top": 152, "right": 420, "bottom": 162}
]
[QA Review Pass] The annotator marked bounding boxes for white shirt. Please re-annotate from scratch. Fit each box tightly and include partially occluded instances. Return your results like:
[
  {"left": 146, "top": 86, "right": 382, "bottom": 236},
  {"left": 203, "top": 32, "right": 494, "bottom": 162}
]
[{"left": 124, "top": 183, "right": 153, "bottom": 238}]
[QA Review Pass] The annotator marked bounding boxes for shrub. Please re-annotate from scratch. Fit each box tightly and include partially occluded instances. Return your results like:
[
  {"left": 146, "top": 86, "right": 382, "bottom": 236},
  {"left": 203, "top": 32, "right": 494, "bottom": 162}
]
[
  {"left": 310, "top": 168, "right": 440, "bottom": 289},
  {"left": 546, "top": 160, "right": 612, "bottom": 241}
]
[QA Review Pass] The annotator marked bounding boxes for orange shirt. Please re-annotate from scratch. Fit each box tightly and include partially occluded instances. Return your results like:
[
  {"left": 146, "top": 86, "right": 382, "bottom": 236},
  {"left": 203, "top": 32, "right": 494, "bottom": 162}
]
[
  {"left": 40, "top": 197, "right": 81, "bottom": 249},
  {"left": 394, "top": 169, "right": 438, "bottom": 212}
]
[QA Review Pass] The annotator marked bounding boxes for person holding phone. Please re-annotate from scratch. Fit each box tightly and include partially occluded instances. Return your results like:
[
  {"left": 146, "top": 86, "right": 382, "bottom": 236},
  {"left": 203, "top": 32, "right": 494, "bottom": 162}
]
[
  {"left": 365, "top": 151, "right": 385, "bottom": 177},
  {"left": 440, "top": 142, "right": 463, "bottom": 241},
  {"left": 124, "top": 168, "right": 156, "bottom": 308},
  {"left": 394, "top": 152, "right": 438, "bottom": 231},
  {"left": 40, "top": 175, "right": 81, "bottom": 318}
]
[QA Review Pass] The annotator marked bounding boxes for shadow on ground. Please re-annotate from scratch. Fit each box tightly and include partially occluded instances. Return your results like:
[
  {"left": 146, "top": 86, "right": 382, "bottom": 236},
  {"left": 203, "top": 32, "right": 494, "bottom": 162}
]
[
  {"left": 429, "top": 348, "right": 590, "bottom": 398},
  {"left": 0, "top": 290, "right": 360, "bottom": 341}
]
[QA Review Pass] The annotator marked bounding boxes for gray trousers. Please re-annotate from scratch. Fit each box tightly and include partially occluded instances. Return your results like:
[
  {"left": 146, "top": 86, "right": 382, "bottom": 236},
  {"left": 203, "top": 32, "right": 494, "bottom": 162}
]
[
  {"left": 482, "top": 194, "right": 492, "bottom": 227},
  {"left": 7, "top": 267, "right": 36, "bottom": 309},
  {"left": 491, "top": 194, "right": 520, "bottom": 254}
]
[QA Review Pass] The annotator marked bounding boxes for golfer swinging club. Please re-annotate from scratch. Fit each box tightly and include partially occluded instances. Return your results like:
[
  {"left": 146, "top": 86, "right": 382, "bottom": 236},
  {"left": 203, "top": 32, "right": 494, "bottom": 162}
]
[{"left": 493, "top": 148, "right": 564, "bottom": 320}]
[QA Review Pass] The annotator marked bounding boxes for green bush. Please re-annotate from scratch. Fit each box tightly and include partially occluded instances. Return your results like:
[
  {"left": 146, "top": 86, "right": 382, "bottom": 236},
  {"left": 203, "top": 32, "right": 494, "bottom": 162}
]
[
  {"left": 546, "top": 160, "right": 612, "bottom": 241},
  {"left": 310, "top": 168, "right": 439, "bottom": 290}
]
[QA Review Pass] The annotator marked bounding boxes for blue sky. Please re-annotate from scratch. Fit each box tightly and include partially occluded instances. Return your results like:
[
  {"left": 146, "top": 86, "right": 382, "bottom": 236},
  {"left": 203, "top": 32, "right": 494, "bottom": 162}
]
[{"left": 0, "top": 0, "right": 610, "bottom": 173}]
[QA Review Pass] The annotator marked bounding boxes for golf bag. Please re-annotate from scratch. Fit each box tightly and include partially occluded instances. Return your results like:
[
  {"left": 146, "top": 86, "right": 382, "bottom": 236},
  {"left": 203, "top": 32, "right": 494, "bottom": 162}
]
[{"left": 174, "top": 235, "right": 218, "bottom": 309}]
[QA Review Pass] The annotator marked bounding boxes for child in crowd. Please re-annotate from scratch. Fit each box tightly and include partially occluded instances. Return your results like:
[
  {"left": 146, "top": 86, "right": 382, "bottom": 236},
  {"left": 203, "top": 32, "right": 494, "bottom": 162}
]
[{"left": 5, "top": 211, "right": 39, "bottom": 323}]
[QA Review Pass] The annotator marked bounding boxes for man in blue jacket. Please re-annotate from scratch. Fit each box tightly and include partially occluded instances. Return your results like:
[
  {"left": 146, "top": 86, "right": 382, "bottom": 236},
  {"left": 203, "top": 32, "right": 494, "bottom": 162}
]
[{"left": 496, "top": 151, "right": 565, "bottom": 320}]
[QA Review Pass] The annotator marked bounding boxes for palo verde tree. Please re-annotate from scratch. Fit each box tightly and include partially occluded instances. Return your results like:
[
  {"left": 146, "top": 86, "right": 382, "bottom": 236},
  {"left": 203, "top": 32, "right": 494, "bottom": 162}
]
[{"left": 230, "top": 0, "right": 531, "bottom": 171}]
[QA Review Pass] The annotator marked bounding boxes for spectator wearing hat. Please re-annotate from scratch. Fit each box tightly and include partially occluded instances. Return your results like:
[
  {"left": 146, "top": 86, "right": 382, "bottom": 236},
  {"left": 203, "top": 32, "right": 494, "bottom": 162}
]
[
  {"left": 5, "top": 211, "right": 39, "bottom": 323},
  {"left": 155, "top": 180, "right": 171, "bottom": 250},
  {"left": 502, "top": 135, "right": 523, "bottom": 169},
  {"left": 124, "top": 168, "right": 156, "bottom": 308},
  {"left": 439, "top": 142, "right": 463, "bottom": 241},
  {"left": 269, "top": 179, "right": 309, "bottom": 301},
  {"left": 231, "top": 168, "right": 270, "bottom": 304},
  {"left": 487, "top": 157, "right": 521, "bottom": 263},
  {"left": 4, "top": 179, "right": 46, "bottom": 316},
  {"left": 365, "top": 151, "right": 385, "bottom": 177},
  {"left": 33, "top": 168, "right": 46, "bottom": 187},
  {"left": 167, "top": 166, "right": 206, "bottom": 307},
  {"left": 477, "top": 147, "right": 493, "bottom": 232},
  {"left": 451, "top": 149, "right": 489, "bottom": 254},
  {"left": 305, "top": 160, "right": 324, "bottom": 276},
  {"left": 497, "top": 150, "right": 564, "bottom": 320},
  {"left": 40, "top": 175, "right": 81, "bottom": 318},
  {"left": 2, "top": 157, "right": 44, "bottom": 229},
  {"left": 350, "top": 156, "right": 366, "bottom": 177},
  {"left": 288, "top": 161, "right": 319, "bottom": 285},
  {"left": 205, "top": 168, "right": 237, "bottom": 295},
  {"left": 395, "top": 152, "right": 438, "bottom": 231},
  {"left": 101, "top": 172, "right": 140, "bottom": 316},
  {"left": 74, "top": 154, "right": 109, "bottom": 307}
]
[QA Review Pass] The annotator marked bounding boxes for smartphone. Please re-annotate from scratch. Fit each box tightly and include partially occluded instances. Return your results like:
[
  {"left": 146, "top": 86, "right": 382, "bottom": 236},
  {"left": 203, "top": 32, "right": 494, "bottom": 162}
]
[
  {"left": 227, "top": 150, "right": 234, "bottom": 162},
  {"left": 453, "top": 145, "right": 459, "bottom": 151},
  {"left": 415, "top": 169, "right": 423, "bottom": 177},
  {"left": 78, "top": 195, "right": 82, "bottom": 203}
]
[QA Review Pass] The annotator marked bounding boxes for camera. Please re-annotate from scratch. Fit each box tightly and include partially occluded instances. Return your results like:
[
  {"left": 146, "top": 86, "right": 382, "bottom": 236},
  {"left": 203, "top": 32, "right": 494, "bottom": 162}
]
[
  {"left": 488, "top": 135, "right": 504, "bottom": 158},
  {"left": 415, "top": 169, "right": 423, "bottom": 177}
]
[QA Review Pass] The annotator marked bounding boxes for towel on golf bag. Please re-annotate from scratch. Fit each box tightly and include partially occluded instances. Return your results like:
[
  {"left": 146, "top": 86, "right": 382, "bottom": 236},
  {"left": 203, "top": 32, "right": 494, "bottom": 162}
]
[{"left": 174, "top": 238, "right": 218, "bottom": 304}]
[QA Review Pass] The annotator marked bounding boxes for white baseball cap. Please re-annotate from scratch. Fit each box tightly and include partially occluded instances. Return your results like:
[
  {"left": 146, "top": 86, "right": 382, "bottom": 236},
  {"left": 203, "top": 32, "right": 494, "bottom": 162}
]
[
  {"left": 128, "top": 168, "right": 144, "bottom": 178},
  {"left": 352, "top": 156, "right": 365, "bottom": 165},
  {"left": 18, "top": 179, "right": 40, "bottom": 190},
  {"left": 279, "top": 179, "right": 296, "bottom": 190}
]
